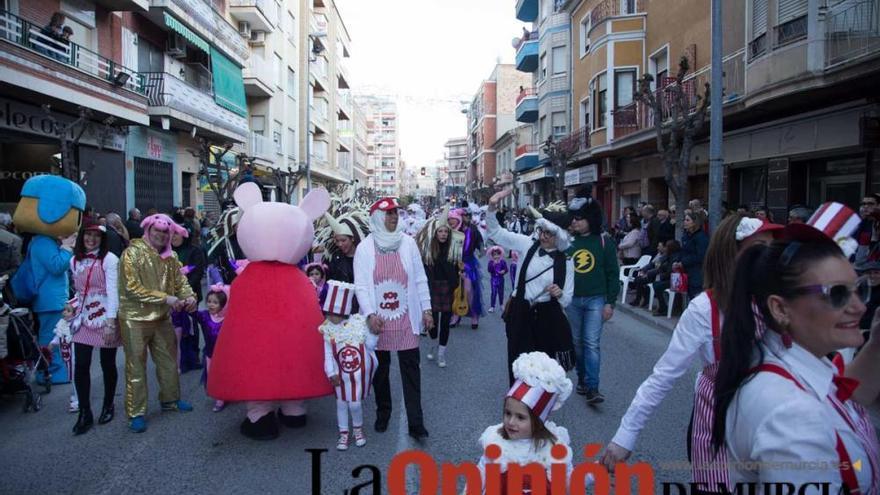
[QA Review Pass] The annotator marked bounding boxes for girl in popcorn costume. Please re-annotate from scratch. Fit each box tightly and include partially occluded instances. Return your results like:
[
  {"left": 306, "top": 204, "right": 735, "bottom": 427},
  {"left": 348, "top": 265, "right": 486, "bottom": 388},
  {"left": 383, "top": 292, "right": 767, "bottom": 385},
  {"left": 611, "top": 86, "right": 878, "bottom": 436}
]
[
  {"left": 471, "top": 352, "right": 575, "bottom": 494},
  {"left": 319, "top": 280, "right": 378, "bottom": 450}
]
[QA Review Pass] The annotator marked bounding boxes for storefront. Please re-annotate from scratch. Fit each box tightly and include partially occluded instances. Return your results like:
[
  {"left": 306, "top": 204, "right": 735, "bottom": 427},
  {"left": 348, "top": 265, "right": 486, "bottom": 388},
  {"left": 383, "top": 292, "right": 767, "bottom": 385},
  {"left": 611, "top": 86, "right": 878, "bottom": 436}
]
[
  {"left": 126, "top": 127, "right": 177, "bottom": 215},
  {"left": 517, "top": 165, "right": 554, "bottom": 207},
  {"left": 0, "top": 97, "right": 125, "bottom": 214}
]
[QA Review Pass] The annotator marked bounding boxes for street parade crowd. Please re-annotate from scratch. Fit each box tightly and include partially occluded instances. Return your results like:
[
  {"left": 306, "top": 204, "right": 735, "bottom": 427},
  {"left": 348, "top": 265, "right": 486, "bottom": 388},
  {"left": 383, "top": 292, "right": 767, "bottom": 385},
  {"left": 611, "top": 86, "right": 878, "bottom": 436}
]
[{"left": 0, "top": 172, "right": 879, "bottom": 494}]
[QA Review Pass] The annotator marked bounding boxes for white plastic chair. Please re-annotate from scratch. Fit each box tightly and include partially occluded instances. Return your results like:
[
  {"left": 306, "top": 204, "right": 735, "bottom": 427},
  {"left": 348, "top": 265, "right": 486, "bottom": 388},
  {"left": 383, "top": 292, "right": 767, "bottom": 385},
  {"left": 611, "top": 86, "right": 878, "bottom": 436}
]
[
  {"left": 646, "top": 284, "right": 657, "bottom": 311},
  {"left": 665, "top": 289, "right": 690, "bottom": 318},
  {"left": 619, "top": 255, "right": 652, "bottom": 304}
]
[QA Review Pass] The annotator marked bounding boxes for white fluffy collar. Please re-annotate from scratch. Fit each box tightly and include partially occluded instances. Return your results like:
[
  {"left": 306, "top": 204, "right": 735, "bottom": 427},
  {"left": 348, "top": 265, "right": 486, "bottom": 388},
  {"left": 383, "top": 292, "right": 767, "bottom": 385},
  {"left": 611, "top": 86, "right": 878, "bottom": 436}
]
[
  {"left": 478, "top": 421, "right": 572, "bottom": 473},
  {"left": 319, "top": 314, "right": 369, "bottom": 346}
]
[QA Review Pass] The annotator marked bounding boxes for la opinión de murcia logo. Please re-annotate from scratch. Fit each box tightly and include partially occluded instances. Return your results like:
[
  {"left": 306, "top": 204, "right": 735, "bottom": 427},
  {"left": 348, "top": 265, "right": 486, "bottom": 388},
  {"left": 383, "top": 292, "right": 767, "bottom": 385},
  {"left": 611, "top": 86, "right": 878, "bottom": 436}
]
[{"left": 306, "top": 445, "right": 863, "bottom": 494}]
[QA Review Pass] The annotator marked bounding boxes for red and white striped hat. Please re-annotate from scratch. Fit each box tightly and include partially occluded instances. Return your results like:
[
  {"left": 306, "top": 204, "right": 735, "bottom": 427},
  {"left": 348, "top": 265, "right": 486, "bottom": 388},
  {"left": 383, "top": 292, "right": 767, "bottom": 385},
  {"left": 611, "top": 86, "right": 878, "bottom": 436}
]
[
  {"left": 322, "top": 280, "right": 356, "bottom": 316},
  {"left": 784, "top": 202, "right": 861, "bottom": 257},
  {"left": 369, "top": 197, "right": 402, "bottom": 216},
  {"left": 505, "top": 352, "right": 573, "bottom": 423}
]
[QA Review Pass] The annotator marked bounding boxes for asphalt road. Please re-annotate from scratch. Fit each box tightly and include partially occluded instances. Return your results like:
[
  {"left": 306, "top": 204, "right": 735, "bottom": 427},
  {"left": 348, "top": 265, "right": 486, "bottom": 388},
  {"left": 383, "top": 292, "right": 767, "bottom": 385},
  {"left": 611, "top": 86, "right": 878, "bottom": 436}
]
[{"left": 0, "top": 266, "right": 700, "bottom": 494}]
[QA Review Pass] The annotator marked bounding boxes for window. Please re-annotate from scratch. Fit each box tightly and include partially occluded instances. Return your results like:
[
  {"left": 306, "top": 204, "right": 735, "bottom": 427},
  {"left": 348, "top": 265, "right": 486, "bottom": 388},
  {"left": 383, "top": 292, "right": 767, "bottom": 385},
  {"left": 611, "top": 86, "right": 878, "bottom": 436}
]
[
  {"left": 274, "top": 53, "right": 283, "bottom": 88},
  {"left": 750, "top": 0, "right": 768, "bottom": 58},
  {"left": 551, "top": 112, "right": 567, "bottom": 137},
  {"left": 552, "top": 46, "right": 567, "bottom": 75},
  {"left": 540, "top": 53, "right": 548, "bottom": 80},
  {"left": 776, "top": 0, "right": 807, "bottom": 45},
  {"left": 287, "top": 67, "right": 296, "bottom": 96},
  {"left": 251, "top": 115, "right": 266, "bottom": 134},
  {"left": 650, "top": 47, "right": 669, "bottom": 90},
  {"left": 539, "top": 115, "right": 547, "bottom": 141},
  {"left": 621, "top": 0, "right": 636, "bottom": 14},
  {"left": 594, "top": 73, "right": 607, "bottom": 128},
  {"left": 615, "top": 69, "right": 635, "bottom": 109},
  {"left": 274, "top": 120, "right": 283, "bottom": 155},
  {"left": 579, "top": 98, "right": 590, "bottom": 130},
  {"left": 579, "top": 14, "right": 592, "bottom": 57},
  {"left": 287, "top": 12, "right": 296, "bottom": 43},
  {"left": 288, "top": 128, "right": 296, "bottom": 158}
]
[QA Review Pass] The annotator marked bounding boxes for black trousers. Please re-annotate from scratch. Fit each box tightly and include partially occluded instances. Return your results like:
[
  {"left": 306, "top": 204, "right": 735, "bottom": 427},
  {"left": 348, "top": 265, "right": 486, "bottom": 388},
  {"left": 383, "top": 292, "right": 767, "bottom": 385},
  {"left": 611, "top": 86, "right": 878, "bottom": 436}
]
[
  {"left": 373, "top": 348, "right": 424, "bottom": 429},
  {"left": 429, "top": 312, "right": 451, "bottom": 346},
  {"left": 73, "top": 343, "right": 118, "bottom": 411}
]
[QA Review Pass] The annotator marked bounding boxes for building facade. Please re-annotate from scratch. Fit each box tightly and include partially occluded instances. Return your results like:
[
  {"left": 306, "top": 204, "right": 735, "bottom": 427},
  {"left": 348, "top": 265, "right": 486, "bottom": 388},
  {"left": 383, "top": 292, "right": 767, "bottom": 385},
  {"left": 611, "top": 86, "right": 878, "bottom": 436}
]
[
  {"left": 443, "top": 137, "right": 468, "bottom": 202},
  {"left": 357, "top": 95, "right": 400, "bottom": 196}
]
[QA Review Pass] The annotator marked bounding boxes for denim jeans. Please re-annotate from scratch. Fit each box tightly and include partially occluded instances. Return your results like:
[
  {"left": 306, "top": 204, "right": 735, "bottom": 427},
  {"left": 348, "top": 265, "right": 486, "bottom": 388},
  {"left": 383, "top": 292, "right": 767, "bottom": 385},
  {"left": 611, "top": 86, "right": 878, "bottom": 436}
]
[{"left": 565, "top": 295, "right": 606, "bottom": 391}]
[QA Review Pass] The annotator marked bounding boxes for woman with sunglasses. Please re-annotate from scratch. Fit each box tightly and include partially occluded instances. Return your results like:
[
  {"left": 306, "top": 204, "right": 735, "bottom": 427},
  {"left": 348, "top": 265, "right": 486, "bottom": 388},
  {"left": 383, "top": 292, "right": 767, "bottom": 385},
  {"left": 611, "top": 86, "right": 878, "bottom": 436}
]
[
  {"left": 712, "top": 203, "right": 880, "bottom": 493},
  {"left": 601, "top": 214, "right": 783, "bottom": 494}
]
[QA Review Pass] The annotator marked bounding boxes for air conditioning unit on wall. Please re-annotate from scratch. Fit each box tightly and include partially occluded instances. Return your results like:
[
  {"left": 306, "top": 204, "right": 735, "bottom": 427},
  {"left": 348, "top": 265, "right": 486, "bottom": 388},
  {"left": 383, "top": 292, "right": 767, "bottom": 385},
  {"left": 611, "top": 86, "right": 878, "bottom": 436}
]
[
  {"left": 249, "top": 31, "right": 267, "bottom": 46},
  {"left": 166, "top": 34, "right": 187, "bottom": 58},
  {"left": 238, "top": 21, "right": 251, "bottom": 38},
  {"left": 601, "top": 158, "right": 617, "bottom": 178}
]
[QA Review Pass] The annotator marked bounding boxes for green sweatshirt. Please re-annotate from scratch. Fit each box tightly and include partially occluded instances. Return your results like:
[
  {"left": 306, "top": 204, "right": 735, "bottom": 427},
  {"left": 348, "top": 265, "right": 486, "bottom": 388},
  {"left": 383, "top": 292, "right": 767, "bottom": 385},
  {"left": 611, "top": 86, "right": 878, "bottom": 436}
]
[{"left": 566, "top": 233, "right": 620, "bottom": 304}]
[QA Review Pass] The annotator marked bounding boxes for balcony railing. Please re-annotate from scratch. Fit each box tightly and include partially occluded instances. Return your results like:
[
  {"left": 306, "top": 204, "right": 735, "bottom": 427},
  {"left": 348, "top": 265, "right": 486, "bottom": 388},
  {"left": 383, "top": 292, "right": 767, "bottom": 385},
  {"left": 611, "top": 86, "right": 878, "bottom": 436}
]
[
  {"left": 516, "top": 87, "right": 537, "bottom": 105},
  {"left": 0, "top": 9, "right": 144, "bottom": 94},
  {"left": 557, "top": 127, "right": 591, "bottom": 155},
  {"left": 248, "top": 131, "right": 273, "bottom": 161},
  {"left": 590, "top": 0, "right": 645, "bottom": 28},
  {"left": 169, "top": 0, "right": 249, "bottom": 61},
  {"left": 515, "top": 144, "right": 539, "bottom": 156},
  {"left": 825, "top": 0, "right": 880, "bottom": 68},
  {"left": 245, "top": 51, "right": 273, "bottom": 85},
  {"left": 142, "top": 71, "right": 248, "bottom": 137}
]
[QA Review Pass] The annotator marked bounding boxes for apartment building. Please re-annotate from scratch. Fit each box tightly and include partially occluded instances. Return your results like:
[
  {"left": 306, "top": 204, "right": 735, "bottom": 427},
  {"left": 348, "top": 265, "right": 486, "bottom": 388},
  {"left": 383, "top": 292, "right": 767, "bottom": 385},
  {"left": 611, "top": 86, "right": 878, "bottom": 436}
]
[
  {"left": 443, "top": 137, "right": 468, "bottom": 201},
  {"left": 351, "top": 96, "right": 369, "bottom": 186},
  {"left": 466, "top": 63, "right": 531, "bottom": 203},
  {"left": 560, "top": 0, "right": 880, "bottom": 222},
  {"left": 298, "top": 0, "right": 353, "bottom": 194},
  {"left": 513, "top": 0, "right": 573, "bottom": 206},
  {"left": 357, "top": 95, "right": 400, "bottom": 196}
]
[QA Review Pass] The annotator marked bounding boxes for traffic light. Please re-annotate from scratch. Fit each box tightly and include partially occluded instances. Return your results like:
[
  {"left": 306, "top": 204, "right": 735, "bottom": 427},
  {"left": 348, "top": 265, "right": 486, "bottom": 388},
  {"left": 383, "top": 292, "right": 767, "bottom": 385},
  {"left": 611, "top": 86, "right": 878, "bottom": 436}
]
[{"left": 420, "top": 167, "right": 426, "bottom": 176}]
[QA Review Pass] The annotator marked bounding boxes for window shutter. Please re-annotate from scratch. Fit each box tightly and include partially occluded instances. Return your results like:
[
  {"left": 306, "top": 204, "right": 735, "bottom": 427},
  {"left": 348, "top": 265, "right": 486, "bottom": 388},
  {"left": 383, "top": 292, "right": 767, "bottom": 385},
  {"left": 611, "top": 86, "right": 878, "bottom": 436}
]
[
  {"left": 778, "top": 0, "right": 807, "bottom": 24},
  {"left": 752, "top": 0, "right": 768, "bottom": 36}
]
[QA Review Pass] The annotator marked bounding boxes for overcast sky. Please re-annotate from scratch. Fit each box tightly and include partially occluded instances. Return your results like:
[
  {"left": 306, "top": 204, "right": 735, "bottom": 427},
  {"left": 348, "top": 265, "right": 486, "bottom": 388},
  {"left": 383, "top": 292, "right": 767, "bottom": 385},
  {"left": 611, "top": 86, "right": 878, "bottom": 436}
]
[{"left": 337, "top": 0, "right": 523, "bottom": 169}]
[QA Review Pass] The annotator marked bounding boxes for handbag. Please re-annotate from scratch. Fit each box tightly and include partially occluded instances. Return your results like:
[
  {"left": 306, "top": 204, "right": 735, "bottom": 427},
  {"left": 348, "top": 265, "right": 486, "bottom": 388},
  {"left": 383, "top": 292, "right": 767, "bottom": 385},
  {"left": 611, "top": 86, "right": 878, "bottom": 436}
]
[
  {"left": 670, "top": 267, "right": 689, "bottom": 293},
  {"left": 452, "top": 285, "right": 469, "bottom": 317}
]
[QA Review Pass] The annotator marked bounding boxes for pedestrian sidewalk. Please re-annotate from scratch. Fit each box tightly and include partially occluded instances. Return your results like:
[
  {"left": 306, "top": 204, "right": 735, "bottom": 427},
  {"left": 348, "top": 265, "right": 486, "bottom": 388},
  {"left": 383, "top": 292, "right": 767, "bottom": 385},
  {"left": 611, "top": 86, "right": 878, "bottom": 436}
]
[{"left": 615, "top": 302, "right": 880, "bottom": 430}]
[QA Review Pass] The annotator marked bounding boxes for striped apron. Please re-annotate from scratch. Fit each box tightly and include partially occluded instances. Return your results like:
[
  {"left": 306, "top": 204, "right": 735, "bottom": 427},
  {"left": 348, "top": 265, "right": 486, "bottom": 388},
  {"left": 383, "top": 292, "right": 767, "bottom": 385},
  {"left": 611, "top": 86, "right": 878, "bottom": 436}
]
[
  {"left": 330, "top": 338, "right": 377, "bottom": 403},
  {"left": 751, "top": 362, "right": 880, "bottom": 494},
  {"left": 689, "top": 290, "right": 730, "bottom": 491}
]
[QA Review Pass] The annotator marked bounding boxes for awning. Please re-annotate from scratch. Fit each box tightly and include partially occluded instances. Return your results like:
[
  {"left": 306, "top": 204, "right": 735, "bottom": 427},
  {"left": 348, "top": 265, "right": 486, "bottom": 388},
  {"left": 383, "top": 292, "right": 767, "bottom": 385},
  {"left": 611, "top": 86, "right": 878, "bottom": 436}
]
[
  {"left": 210, "top": 47, "right": 248, "bottom": 117},
  {"left": 164, "top": 12, "right": 209, "bottom": 54}
]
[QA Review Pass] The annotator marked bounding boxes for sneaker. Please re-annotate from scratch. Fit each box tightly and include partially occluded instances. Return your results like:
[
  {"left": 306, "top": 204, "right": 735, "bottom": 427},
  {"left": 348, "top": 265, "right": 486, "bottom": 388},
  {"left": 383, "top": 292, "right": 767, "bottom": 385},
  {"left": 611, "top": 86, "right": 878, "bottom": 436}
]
[
  {"left": 336, "top": 431, "right": 350, "bottom": 451},
  {"left": 585, "top": 389, "right": 605, "bottom": 404},
  {"left": 212, "top": 400, "right": 226, "bottom": 413},
  {"left": 68, "top": 398, "right": 79, "bottom": 413},
  {"left": 488, "top": 307, "right": 495, "bottom": 313},
  {"left": 128, "top": 415, "right": 147, "bottom": 433},
  {"left": 575, "top": 384, "right": 588, "bottom": 396},
  {"left": 438, "top": 355, "right": 447, "bottom": 368},
  {"left": 426, "top": 344, "right": 436, "bottom": 361},
  {"left": 161, "top": 400, "right": 194, "bottom": 412},
  {"left": 353, "top": 427, "right": 367, "bottom": 447}
]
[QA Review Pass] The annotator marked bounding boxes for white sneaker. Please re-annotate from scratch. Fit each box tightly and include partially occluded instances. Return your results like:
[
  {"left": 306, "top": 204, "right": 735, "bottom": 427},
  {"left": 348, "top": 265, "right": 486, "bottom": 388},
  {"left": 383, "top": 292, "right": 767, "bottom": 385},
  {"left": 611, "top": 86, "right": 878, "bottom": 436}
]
[
  {"left": 68, "top": 397, "right": 79, "bottom": 413},
  {"left": 336, "top": 431, "right": 349, "bottom": 451},
  {"left": 438, "top": 346, "right": 447, "bottom": 368},
  {"left": 353, "top": 427, "right": 367, "bottom": 447},
  {"left": 488, "top": 307, "right": 495, "bottom": 313},
  {"left": 426, "top": 344, "right": 436, "bottom": 361}
]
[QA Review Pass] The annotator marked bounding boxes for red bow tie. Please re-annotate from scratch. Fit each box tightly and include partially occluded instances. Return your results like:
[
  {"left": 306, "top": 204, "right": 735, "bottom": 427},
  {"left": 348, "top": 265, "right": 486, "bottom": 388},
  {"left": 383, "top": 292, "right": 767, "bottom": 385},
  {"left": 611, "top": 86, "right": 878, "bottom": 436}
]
[
  {"left": 84, "top": 254, "right": 98, "bottom": 259},
  {"left": 832, "top": 374, "right": 860, "bottom": 403}
]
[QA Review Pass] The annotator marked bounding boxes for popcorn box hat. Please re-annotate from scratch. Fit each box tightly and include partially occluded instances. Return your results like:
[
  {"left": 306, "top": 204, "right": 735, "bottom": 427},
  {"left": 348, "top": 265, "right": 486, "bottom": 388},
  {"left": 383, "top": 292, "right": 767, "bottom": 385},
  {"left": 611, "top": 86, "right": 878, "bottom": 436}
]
[
  {"left": 505, "top": 352, "right": 572, "bottom": 423},
  {"left": 322, "top": 280, "right": 356, "bottom": 316}
]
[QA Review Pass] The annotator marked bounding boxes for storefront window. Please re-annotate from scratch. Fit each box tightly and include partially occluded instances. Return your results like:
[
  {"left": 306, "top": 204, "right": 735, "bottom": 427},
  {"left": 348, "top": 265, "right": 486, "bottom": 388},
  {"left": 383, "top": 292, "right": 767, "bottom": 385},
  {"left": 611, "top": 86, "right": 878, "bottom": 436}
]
[{"left": 807, "top": 156, "right": 865, "bottom": 210}]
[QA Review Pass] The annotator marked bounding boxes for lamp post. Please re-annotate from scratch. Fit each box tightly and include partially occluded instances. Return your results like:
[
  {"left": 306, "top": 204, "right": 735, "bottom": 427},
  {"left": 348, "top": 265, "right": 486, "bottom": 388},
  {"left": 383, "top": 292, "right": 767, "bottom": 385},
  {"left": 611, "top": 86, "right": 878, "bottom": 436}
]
[{"left": 304, "top": 31, "right": 327, "bottom": 193}]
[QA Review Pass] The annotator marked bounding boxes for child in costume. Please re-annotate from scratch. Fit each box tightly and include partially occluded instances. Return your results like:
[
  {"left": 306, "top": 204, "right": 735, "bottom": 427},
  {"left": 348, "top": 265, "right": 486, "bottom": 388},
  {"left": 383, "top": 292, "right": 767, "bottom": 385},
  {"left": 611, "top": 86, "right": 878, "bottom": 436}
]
[
  {"left": 191, "top": 284, "right": 228, "bottom": 412},
  {"left": 52, "top": 305, "right": 77, "bottom": 412},
  {"left": 487, "top": 246, "right": 508, "bottom": 313},
  {"left": 472, "top": 352, "right": 575, "bottom": 494},
  {"left": 306, "top": 263, "right": 329, "bottom": 303},
  {"left": 508, "top": 250, "right": 518, "bottom": 289},
  {"left": 319, "top": 280, "right": 377, "bottom": 450}
]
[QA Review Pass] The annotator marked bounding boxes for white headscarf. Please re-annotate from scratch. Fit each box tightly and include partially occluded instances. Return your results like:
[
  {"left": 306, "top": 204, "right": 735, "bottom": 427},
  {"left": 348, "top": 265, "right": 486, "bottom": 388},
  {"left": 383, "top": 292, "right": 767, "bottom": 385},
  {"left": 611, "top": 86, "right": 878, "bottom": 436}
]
[{"left": 370, "top": 209, "right": 404, "bottom": 252}]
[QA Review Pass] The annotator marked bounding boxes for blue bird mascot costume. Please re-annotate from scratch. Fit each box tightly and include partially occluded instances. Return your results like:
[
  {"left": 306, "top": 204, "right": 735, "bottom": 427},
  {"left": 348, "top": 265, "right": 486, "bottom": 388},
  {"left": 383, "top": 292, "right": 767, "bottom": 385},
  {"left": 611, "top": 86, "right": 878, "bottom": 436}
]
[{"left": 12, "top": 175, "right": 86, "bottom": 384}]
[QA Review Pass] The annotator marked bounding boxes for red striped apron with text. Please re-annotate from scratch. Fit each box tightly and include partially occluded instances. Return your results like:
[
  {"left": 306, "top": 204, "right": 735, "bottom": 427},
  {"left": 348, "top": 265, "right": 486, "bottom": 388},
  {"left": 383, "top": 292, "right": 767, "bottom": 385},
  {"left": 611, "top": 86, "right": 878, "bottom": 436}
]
[{"left": 691, "top": 290, "right": 730, "bottom": 491}]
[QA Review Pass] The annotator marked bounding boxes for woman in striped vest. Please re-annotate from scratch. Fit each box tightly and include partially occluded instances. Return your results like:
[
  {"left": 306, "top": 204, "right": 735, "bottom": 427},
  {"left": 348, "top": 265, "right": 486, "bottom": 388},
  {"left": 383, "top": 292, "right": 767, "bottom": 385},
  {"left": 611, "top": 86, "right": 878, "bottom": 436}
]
[
  {"left": 603, "top": 214, "right": 783, "bottom": 494},
  {"left": 713, "top": 202, "right": 879, "bottom": 493}
]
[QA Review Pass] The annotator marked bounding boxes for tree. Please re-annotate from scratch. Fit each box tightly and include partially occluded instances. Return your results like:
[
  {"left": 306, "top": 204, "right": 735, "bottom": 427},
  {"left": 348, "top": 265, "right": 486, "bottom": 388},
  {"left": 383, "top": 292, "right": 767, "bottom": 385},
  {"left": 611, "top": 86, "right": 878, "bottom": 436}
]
[
  {"left": 635, "top": 56, "right": 710, "bottom": 239},
  {"left": 270, "top": 166, "right": 303, "bottom": 204},
  {"left": 542, "top": 134, "right": 577, "bottom": 203},
  {"left": 195, "top": 138, "right": 244, "bottom": 207},
  {"left": 44, "top": 105, "right": 124, "bottom": 186}
]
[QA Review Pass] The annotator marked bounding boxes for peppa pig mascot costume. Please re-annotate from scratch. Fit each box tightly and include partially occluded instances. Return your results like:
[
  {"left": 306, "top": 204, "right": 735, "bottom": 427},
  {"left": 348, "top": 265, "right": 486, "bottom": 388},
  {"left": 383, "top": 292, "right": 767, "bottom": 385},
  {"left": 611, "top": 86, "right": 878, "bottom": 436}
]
[{"left": 208, "top": 182, "right": 333, "bottom": 440}]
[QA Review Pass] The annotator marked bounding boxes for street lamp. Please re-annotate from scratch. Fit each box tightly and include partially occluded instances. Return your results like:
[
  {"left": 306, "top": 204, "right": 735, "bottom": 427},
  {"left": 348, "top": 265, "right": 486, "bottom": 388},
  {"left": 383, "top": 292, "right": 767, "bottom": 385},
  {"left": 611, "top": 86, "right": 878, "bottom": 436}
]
[{"left": 304, "top": 31, "right": 327, "bottom": 193}]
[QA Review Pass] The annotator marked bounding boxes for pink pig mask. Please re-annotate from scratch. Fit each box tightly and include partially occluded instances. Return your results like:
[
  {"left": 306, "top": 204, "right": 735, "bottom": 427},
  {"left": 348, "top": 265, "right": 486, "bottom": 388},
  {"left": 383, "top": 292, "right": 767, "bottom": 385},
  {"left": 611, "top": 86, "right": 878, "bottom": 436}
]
[
  {"left": 140, "top": 213, "right": 188, "bottom": 259},
  {"left": 233, "top": 182, "right": 330, "bottom": 265}
]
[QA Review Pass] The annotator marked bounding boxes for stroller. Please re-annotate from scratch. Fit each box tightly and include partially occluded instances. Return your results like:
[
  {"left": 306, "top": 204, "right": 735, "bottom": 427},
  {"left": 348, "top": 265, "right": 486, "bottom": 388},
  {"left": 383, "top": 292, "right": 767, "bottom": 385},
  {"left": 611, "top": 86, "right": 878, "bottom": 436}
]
[{"left": 0, "top": 288, "right": 51, "bottom": 412}]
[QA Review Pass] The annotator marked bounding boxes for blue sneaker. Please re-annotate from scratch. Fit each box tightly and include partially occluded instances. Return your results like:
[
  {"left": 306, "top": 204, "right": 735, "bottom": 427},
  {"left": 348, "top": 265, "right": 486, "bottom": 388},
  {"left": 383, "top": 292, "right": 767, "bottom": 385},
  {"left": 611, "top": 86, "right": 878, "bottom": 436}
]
[
  {"left": 161, "top": 400, "right": 193, "bottom": 412},
  {"left": 129, "top": 416, "right": 147, "bottom": 433}
]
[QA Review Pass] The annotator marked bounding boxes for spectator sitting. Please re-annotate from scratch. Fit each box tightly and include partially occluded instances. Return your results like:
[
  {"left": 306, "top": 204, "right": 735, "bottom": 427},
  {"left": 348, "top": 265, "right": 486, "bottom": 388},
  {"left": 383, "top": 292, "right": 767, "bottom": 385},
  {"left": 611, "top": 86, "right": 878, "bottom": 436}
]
[
  {"left": 618, "top": 212, "right": 642, "bottom": 266},
  {"left": 650, "top": 240, "right": 682, "bottom": 314},
  {"left": 631, "top": 240, "right": 679, "bottom": 308},
  {"left": 753, "top": 205, "right": 773, "bottom": 223}
]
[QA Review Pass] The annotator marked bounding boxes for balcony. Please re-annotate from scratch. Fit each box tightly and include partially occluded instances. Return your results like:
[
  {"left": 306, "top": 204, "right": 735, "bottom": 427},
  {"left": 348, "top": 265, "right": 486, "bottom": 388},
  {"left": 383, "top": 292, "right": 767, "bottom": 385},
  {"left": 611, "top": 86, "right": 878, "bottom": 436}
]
[
  {"left": 142, "top": 72, "right": 248, "bottom": 142},
  {"left": 515, "top": 144, "right": 539, "bottom": 171},
  {"left": 515, "top": 31, "right": 539, "bottom": 72},
  {"left": 311, "top": 56, "right": 328, "bottom": 90},
  {"left": 337, "top": 56, "right": 350, "bottom": 89},
  {"left": 311, "top": 97, "right": 330, "bottom": 133},
  {"left": 825, "top": 0, "right": 880, "bottom": 69},
  {"left": 590, "top": 0, "right": 646, "bottom": 28},
  {"left": 95, "top": 0, "right": 148, "bottom": 10},
  {"left": 515, "top": 87, "right": 538, "bottom": 122},
  {"left": 0, "top": 10, "right": 148, "bottom": 124},
  {"left": 515, "top": 0, "right": 538, "bottom": 22},
  {"left": 248, "top": 131, "right": 274, "bottom": 163},
  {"left": 337, "top": 90, "right": 352, "bottom": 120},
  {"left": 148, "top": 0, "right": 249, "bottom": 65},
  {"left": 229, "top": 0, "right": 275, "bottom": 32},
  {"left": 557, "top": 127, "right": 591, "bottom": 156},
  {"left": 242, "top": 51, "right": 273, "bottom": 97}
]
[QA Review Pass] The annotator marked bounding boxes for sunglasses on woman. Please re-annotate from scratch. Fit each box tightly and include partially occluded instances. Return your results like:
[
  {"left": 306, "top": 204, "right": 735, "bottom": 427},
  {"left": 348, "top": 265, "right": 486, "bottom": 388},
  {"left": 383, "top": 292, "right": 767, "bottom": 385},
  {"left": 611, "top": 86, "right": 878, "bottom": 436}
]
[{"left": 787, "top": 276, "right": 871, "bottom": 309}]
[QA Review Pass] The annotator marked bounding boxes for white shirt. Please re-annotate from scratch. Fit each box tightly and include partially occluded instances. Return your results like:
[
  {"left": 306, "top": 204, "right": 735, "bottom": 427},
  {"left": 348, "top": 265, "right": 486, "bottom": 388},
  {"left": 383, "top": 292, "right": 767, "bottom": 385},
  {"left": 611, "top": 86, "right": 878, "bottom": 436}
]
[
  {"left": 486, "top": 211, "right": 573, "bottom": 308},
  {"left": 612, "top": 292, "right": 718, "bottom": 450},
  {"left": 726, "top": 332, "right": 878, "bottom": 492}
]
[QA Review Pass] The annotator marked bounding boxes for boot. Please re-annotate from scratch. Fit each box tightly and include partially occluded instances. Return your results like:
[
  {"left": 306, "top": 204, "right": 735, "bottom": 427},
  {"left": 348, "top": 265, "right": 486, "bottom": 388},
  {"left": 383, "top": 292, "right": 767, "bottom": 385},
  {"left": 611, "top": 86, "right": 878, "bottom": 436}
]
[
  {"left": 437, "top": 346, "right": 447, "bottom": 368},
  {"left": 240, "top": 413, "right": 280, "bottom": 440},
  {"left": 98, "top": 403, "right": 115, "bottom": 425},
  {"left": 73, "top": 408, "right": 94, "bottom": 435}
]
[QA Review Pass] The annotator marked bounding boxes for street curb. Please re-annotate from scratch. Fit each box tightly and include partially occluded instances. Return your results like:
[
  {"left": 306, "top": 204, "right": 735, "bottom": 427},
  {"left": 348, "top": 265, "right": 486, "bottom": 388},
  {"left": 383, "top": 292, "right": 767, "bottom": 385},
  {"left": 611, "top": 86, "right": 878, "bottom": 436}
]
[{"left": 615, "top": 303, "right": 679, "bottom": 335}]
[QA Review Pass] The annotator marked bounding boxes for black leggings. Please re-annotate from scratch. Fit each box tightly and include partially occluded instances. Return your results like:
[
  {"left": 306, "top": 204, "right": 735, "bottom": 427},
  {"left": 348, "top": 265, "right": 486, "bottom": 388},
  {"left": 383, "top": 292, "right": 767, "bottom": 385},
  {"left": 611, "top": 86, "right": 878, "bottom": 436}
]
[
  {"left": 73, "top": 343, "right": 118, "bottom": 411},
  {"left": 429, "top": 312, "right": 451, "bottom": 346}
]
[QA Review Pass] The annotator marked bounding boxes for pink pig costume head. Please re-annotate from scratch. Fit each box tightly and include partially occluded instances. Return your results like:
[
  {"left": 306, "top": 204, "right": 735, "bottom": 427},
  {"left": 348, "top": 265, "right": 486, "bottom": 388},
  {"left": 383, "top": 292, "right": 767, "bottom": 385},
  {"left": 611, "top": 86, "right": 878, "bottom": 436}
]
[
  {"left": 141, "top": 213, "right": 188, "bottom": 259},
  {"left": 233, "top": 182, "right": 330, "bottom": 265}
]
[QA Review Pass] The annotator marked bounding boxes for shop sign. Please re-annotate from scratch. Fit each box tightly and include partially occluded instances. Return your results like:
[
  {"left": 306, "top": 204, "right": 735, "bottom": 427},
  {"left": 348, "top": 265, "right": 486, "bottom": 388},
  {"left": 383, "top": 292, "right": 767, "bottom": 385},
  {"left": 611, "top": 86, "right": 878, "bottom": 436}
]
[
  {"left": 518, "top": 166, "right": 552, "bottom": 183},
  {"left": 564, "top": 164, "right": 598, "bottom": 186},
  {"left": 0, "top": 98, "right": 124, "bottom": 151},
  {"left": 127, "top": 127, "right": 175, "bottom": 163},
  {"left": 0, "top": 171, "right": 49, "bottom": 181}
]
